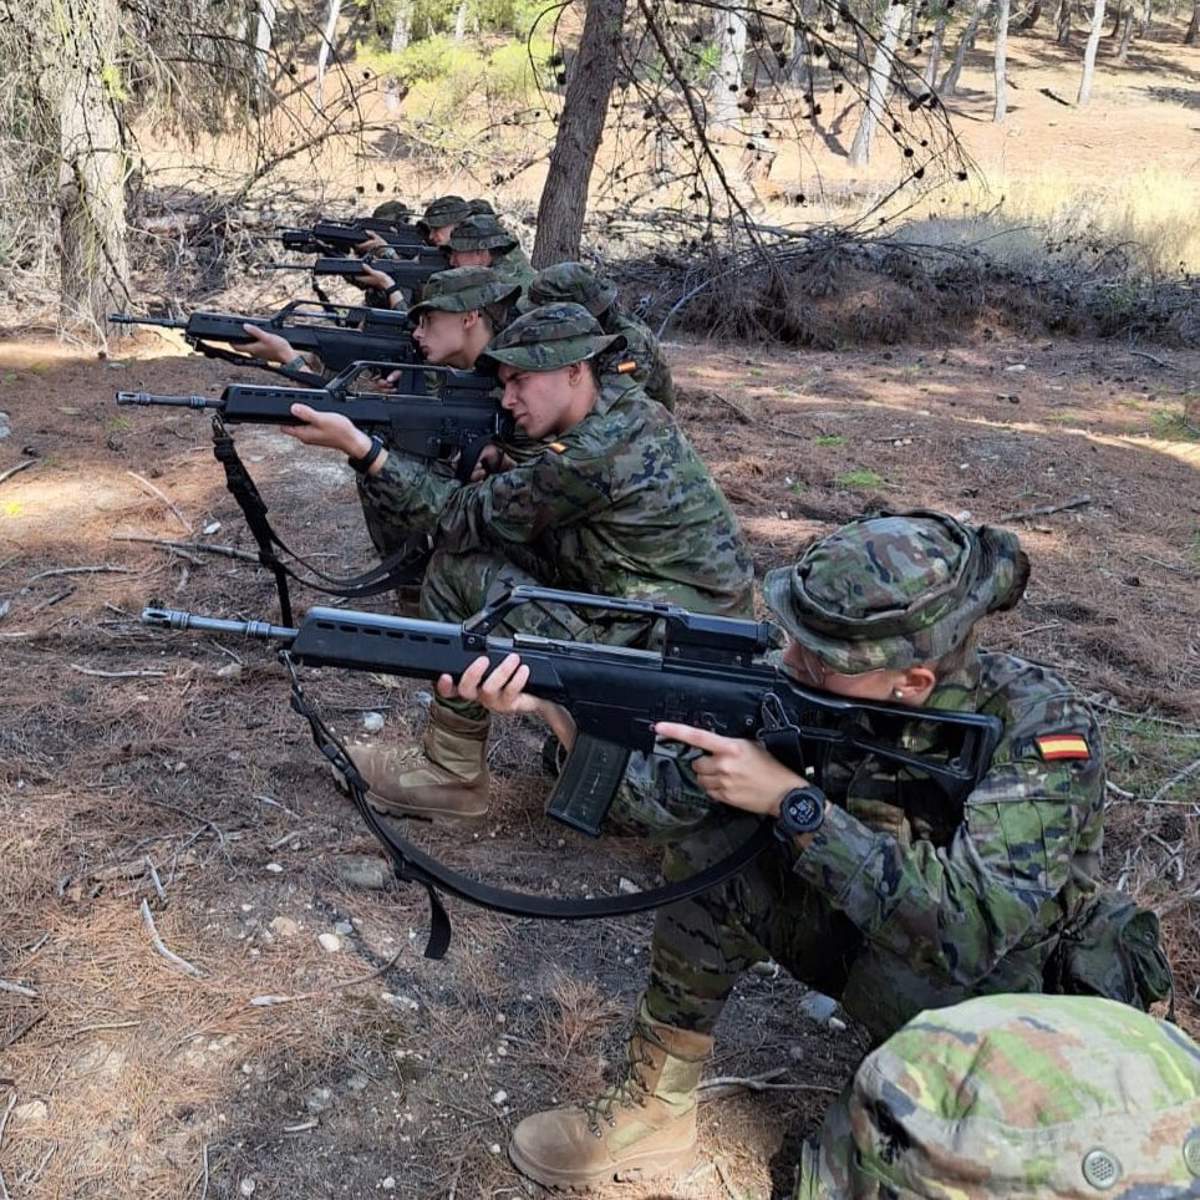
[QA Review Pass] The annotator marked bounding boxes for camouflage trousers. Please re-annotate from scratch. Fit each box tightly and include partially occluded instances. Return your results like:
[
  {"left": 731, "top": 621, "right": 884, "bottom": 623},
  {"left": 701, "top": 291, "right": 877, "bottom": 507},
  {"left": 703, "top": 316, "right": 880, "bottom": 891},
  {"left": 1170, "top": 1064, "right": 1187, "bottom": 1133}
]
[{"left": 647, "top": 816, "right": 1056, "bottom": 1043}]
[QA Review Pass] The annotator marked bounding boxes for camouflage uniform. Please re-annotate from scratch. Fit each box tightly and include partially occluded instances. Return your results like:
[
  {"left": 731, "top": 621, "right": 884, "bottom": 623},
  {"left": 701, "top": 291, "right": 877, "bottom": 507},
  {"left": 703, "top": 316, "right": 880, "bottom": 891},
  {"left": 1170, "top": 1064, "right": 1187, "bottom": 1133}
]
[
  {"left": 358, "top": 303, "right": 754, "bottom": 720},
  {"left": 799, "top": 992, "right": 1200, "bottom": 1200},
  {"left": 521, "top": 262, "right": 676, "bottom": 411},
  {"left": 354, "top": 267, "right": 516, "bottom": 560},
  {"left": 447, "top": 214, "right": 535, "bottom": 291},
  {"left": 644, "top": 512, "right": 1109, "bottom": 1041}
]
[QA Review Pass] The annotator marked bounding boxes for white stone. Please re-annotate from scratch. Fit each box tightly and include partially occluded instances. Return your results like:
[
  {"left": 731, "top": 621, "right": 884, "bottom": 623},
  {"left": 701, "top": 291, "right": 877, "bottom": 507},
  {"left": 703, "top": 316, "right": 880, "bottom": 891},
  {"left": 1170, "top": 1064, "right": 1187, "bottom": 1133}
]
[
  {"left": 489, "top": 1144, "right": 502, "bottom": 1155},
  {"left": 318, "top": 933, "right": 341, "bottom": 953},
  {"left": 239, "top": 1179, "right": 256, "bottom": 1197},
  {"left": 203, "top": 521, "right": 222, "bottom": 535},
  {"left": 334, "top": 920, "right": 354, "bottom": 935},
  {"left": 492, "top": 1089, "right": 507, "bottom": 1105},
  {"left": 361, "top": 711, "right": 385, "bottom": 733},
  {"left": 265, "top": 863, "right": 283, "bottom": 873},
  {"left": 12, "top": 1100, "right": 47, "bottom": 1123},
  {"left": 617, "top": 877, "right": 640, "bottom": 895},
  {"left": 382, "top": 1178, "right": 396, "bottom": 1191},
  {"left": 270, "top": 917, "right": 300, "bottom": 937}
]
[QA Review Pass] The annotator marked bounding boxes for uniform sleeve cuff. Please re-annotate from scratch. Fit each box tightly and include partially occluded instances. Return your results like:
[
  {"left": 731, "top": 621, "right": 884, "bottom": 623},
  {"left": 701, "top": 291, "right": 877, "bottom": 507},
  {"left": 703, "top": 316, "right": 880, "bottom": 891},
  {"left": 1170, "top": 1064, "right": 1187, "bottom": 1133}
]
[{"left": 790, "top": 803, "right": 884, "bottom": 917}]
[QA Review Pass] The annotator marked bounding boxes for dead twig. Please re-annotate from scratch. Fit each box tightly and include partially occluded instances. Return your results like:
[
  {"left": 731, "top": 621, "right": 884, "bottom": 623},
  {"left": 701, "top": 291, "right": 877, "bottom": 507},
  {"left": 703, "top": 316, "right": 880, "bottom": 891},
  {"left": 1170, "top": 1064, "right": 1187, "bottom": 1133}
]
[
  {"left": 30, "top": 587, "right": 73, "bottom": 613},
  {"left": 247, "top": 948, "right": 403, "bottom": 1006},
  {"left": 1128, "top": 349, "right": 1174, "bottom": 370},
  {"left": 0, "top": 459, "right": 35, "bottom": 486},
  {"left": 112, "top": 534, "right": 258, "bottom": 563},
  {"left": 126, "top": 471, "right": 193, "bottom": 533},
  {"left": 146, "top": 856, "right": 166, "bottom": 903},
  {"left": 25, "top": 564, "right": 134, "bottom": 584},
  {"left": 282, "top": 1119, "right": 320, "bottom": 1134},
  {"left": 699, "top": 1067, "right": 839, "bottom": 1099},
  {"left": 0, "top": 1091, "right": 16, "bottom": 1200},
  {"left": 707, "top": 391, "right": 755, "bottom": 425},
  {"left": 69, "top": 664, "right": 169, "bottom": 679},
  {"left": 1149, "top": 759, "right": 1200, "bottom": 805},
  {"left": 1000, "top": 495, "right": 1091, "bottom": 522},
  {"left": 0, "top": 1012, "right": 46, "bottom": 1052},
  {"left": 140, "top": 898, "right": 204, "bottom": 978},
  {"left": 0, "top": 979, "right": 38, "bottom": 999},
  {"left": 199, "top": 1142, "right": 210, "bottom": 1200}
]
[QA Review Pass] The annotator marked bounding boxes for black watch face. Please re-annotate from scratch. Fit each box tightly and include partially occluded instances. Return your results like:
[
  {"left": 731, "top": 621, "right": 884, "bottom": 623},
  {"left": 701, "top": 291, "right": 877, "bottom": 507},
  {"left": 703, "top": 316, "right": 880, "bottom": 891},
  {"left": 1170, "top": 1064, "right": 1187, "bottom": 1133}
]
[{"left": 784, "top": 789, "right": 823, "bottom": 832}]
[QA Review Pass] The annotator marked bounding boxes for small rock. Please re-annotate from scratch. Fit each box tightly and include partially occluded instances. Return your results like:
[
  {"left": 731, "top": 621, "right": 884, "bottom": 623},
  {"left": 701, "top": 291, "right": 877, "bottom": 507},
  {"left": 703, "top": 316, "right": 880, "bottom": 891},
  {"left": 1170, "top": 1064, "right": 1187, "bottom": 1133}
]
[
  {"left": 1004, "top": 363, "right": 1027, "bottom": 373},
  {"left": 361, "top": 711, "right": 385, "bottom": 733},
  {"left": 492, "top": 1089, "right": 508, "bottom": 1105},
  {"left": 265, "top": 862, "right": 283, "bottom": 874},
  {"left": 414, "top": 690, "right": 433, "bottom": 709},
  {"left": 382, "top": 1178, "right": 396, "bottom": 1191},
  {"left": 799, "top": 992, "right": 839, "bottom": 1023},
  {"left": 346, "top": 1073, "right": 370, "bottom": 1092},
  {"left": 489, "top": 1144, "right": 502, "bottom": 1155},
  {"left": 203, "top": 521, "right": 222, "bottom": 535},
  {"left": 333, "top": 856, "right": 390, "bottom": 890},
  {"left": 305, "top": 1086, "right": 334, "bottom": 1113},
  {"left": 750, "top": 959, "right": 780, "bottom": 979},
  {"left": 318, "top": 933, "right": 342, "bottom": 953},
  {"left": 334, "top": 920, "right": 354, "bottom": 935},
  {"left": 829, "top": 1016, "right": 848, "bottom": 1032},
  {"left": 239, "top": 1179, "right": 256, "bottom": 1197},
  {"left": 270, "top": 917, "right": 300, "bottom": 937},
  {"left": 381, "top": 992, "right": 420, "bottom": 1011},
  {"left": 105, "top": 360, "right": 129, "bottom": 370},
  {"left": 12, "top": 1100, "right": 48, "bottom": 1123},
  {"left": 215, "top": 662, "right": 243, "bottom": 680},
  {"left": 617, "top": 877, "right": 640, "bottom": 895}
]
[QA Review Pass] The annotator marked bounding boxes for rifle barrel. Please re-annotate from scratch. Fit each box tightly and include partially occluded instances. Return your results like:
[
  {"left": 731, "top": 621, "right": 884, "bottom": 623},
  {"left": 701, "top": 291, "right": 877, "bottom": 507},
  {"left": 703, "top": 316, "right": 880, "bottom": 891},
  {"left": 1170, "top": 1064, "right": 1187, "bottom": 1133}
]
[
  {"left": 143, "top": 608, "right": 298, "bottom": 641},
  {"left": 116, "top": 393, "right": 221, "bottom": 410},
  {"left": 109, "top": 314, "right": 186, "bottom": 329}
]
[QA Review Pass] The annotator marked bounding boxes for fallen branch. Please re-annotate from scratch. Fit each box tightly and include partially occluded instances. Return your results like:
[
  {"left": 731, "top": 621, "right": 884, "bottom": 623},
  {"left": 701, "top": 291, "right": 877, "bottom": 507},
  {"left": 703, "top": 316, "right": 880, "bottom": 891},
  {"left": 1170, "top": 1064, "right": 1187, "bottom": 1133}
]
[
  {"left": 0, "top": 979, "right": 38, "bottom": 999},
  {"left": 140, "top": 899, "right": 204, "bottom": 978},
  {"left": 1149, "top": 759, "right": 1200, "bottom": 805},
  {"left": 698, "top": 1067, "right": 840, "bottom": 1099},
  {"left": 25, "top": 564, "right": 134, "bottom": 584},
  {"left": 146, "top": 856, "right": 166, "bottom": 903},
  {"left": 0, "top": 1091, "right": 15, "bottom": 1200},
  {"left": 247, "top": 949, "right": 403, "bottom": 1006},
  {"left": 707, "top": 391, "right": 755, "bottom": 425},
  {"left": 0, "top": 1012, "right": 45, "bottom": 1052},
  {"left": 126, "top": 471, "right": 192, "bottom": 533},
  {"left": 69, "top": 664, "right": 169, "bottom": 679},
  {"left": 999, "top": 494, "right": 1091, "bottom": 522},
  {"left": 0, "top": 460, "right": 35, "bottom": 486},
  {"left": 1128, "top": 349, "right": 1174, "bottom": 370},
  {"left": 112, "top": 534, "right": 257, "bottom": 563}
]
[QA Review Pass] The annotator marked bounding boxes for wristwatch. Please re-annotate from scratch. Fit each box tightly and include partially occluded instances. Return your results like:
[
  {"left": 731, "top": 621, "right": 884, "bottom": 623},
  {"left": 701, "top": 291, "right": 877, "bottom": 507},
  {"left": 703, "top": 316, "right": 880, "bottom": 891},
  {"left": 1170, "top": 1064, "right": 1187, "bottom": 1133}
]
[
  {"left": 348, "top": 435, "right": 385, "bottom": 476},
  {"left": 775, "top": 786, "right": 826, "bottom": 843}
]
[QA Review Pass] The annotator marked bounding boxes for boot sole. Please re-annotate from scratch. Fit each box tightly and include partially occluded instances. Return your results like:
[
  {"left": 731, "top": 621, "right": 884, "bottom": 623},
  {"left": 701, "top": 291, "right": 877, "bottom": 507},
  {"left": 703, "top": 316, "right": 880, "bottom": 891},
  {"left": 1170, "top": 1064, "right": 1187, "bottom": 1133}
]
[
  {"left": 508, "top": 1138, "right": 697, "bottom": 1191},
  {"left": 329, "top": 763, "right": 488, "bottom": 826}
]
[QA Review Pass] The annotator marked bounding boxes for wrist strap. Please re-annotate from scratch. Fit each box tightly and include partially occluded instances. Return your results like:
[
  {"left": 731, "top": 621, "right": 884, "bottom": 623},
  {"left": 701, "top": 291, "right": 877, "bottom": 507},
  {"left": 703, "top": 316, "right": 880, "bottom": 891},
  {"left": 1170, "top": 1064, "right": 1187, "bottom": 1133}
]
[
  {"left": 283, "top": 353, "right": 308, "bottom": 373},
  {"left": 383, "top": 282, "right": 403, "bottom": 298},
  {"left": 348, "top": 435, "right": 385, "bottom": 475}
]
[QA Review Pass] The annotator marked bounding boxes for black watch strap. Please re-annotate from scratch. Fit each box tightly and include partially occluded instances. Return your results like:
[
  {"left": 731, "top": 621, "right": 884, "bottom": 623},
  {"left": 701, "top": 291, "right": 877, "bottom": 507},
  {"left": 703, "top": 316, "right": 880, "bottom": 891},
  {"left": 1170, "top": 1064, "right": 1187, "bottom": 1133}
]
[
  {"left": 775, "top": 786, "right": 827, "bottom": 842},
  {"left": 383, "top": 282, "right": 404, "bottom": 298},
  {"left": 348, "top": 435, "right": 385, "bottom": 475}
]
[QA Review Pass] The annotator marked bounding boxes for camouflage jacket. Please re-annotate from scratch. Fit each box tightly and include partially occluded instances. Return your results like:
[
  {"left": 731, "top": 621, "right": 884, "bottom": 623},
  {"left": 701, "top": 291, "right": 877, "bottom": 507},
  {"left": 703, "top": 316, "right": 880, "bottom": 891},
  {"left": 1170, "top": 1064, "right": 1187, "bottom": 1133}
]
[
  {"left": 491, "top": 244, "right": 535, "bottom": 292},
  {"left": 792, "top": 650, "right": 1105, "bottom": 986},
  {"left": 602, "top": 308, "right": 676, "bottom": 412},
  {"left": 359, "top": 376, "right": 754, "bottom": 617}
]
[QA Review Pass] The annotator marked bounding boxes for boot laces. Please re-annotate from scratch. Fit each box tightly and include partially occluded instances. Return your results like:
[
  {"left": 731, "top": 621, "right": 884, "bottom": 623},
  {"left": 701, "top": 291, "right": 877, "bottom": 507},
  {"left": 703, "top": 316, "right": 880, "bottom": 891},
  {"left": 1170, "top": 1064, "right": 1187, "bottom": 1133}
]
[{"left": 581, "top": 1042, "right": 654, "bottom": 1136}]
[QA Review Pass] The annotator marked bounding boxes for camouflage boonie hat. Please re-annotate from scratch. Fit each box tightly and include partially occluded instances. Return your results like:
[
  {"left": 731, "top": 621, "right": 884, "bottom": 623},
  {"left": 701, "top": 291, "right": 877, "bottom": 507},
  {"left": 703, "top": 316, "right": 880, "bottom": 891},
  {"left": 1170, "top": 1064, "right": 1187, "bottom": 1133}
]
[
  {"left": 797, "top": 993, "right": 1200, "bottom": 1200},
  {"left": 466, "top": 198, "right": 495, "bottom": 216},
  {"left": 763, "top": 509, "right": 1029, "bottom": 673},
  {"left": 447, "top": 213, "right": 519, "bottom": 253},
  {"left": 408, "top": 267, "right": 521, "bottom": 320},
  {"left": 521, "top": 261, "right": 619, "bottom": 316},
  {"left": 372, "top": 200, "right": 410, "bottom": 222},
  {"left": 418, "top": 195, "right": 471, "bottom": 232},
  {"left": 478, "top": 303, "right": 625, "bottom": 372}
]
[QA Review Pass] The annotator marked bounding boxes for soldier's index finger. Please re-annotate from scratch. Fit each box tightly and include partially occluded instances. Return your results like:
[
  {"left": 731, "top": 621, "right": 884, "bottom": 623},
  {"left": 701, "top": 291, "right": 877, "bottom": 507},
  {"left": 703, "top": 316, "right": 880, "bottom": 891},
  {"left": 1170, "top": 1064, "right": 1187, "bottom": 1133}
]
[{"left": 653, "top": 721, "right": 727, "bottom": 753}]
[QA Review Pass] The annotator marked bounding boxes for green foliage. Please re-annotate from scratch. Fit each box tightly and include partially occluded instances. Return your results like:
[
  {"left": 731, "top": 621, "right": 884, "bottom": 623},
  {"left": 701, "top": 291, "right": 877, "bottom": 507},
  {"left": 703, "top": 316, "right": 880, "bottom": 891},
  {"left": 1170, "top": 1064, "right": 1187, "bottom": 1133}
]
[
  {"left": 836, "top": 469, "right": 886, "bottom": 489},
  {"left": 473, "top": 0, "right": 559, "bottom": 38},
  {"left": 815, "top": 434, "right": 846, "bottom": 447},
  {"left": 486, "top": 38, "right": 554, "bottom": 101},
  {"left": 1150, "top": 406, "right": 1200, "bottom": 442}
]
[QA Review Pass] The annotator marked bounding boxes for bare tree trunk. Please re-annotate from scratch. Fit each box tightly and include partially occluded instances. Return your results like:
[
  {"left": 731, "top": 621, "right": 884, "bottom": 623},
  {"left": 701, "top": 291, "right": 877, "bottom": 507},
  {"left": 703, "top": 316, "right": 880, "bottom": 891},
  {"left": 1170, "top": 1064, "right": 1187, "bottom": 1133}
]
[
  {"left": 924, "top": 14, "right": 948, "bottom": 89},
  {"left": 390, "top": 0, "right": 413, "bottom": 51},
  {"left": 254, "top": 0, "right": 277, "bottom": 92},
  {"left": 786, "top": 20, "right": 813, "bottom": 88},
  {"left": 942, "top": 0, "right": 990, "bottom": 95},
  {"left": 453, "top": 0, "right": 468, "bottom": 41},
  {"left": 710, "top": 6, "right": 749, "bottom": 126},
  {"left": 1017, "top": 0, "right": 1043, "bottom": 28},
  {"left": 56, "top": 0, "right": 130, "bottom": 334},
  {"left": 848, "top": 0, "right": 906, "bottom": 167},
  {"left": 1185, "top": 0, "right": 1198, "bottom": 42},
  {"left": 1057, "top": 0, "right": 1073, "bottom": 44},
  {"left": 316, "top": 0, "right": 343, "bottom": 110},
  {"left": 1077, "top": 0, "right": 1107, "bottom": 103},
  {"left": 994, "top": 0, "right": 1011, "bottom": 119},
  {"left": 532, "top": 0, "right": 626, "bottom": 265},
  {"left": 1116, "top": 3, "right": 1135, "bottom": 59}
]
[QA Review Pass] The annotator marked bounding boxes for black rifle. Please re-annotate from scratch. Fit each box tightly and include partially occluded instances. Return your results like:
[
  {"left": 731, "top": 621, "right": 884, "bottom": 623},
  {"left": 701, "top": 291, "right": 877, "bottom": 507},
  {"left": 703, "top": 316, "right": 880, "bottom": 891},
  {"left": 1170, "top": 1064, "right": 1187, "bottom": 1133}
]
[
  {"left": 264, "top": 256, "right": 446, "bottom": 305},
  {"left": 118, "top": 362, "right": 505, "bottom": 624},
  {"left": 279, "top": 217, "right": 427, "bottom": 255},
  {"left": 142, "top": 588, "right": 1003, "bottom": 957},
  {"left": 110, "top": 301, "right": 418, "bottom": 379}
]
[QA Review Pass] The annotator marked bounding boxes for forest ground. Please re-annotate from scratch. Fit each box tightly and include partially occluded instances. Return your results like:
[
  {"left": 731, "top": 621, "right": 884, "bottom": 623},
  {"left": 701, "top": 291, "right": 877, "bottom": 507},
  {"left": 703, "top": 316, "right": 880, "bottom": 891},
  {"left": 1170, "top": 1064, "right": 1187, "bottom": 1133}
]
[{"left": 1, "top": 326, "right": 1197, "bottom": 1200}]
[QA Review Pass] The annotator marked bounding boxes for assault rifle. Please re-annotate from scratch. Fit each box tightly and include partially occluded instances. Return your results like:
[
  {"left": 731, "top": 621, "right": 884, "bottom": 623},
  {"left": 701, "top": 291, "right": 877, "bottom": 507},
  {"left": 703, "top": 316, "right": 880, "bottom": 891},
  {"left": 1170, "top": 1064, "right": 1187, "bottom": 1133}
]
[
  {"left": 110, "top": 301, "right": 418, "bottom": 378},
  {"left": 142, "top": 588, "right": 1003, "bottom": 956},
  {"left": 264, "top": 256, "right": 445, "bottom": 297},
  {"left": 279, "top": 217, "right": 427, "bottom": 255}
]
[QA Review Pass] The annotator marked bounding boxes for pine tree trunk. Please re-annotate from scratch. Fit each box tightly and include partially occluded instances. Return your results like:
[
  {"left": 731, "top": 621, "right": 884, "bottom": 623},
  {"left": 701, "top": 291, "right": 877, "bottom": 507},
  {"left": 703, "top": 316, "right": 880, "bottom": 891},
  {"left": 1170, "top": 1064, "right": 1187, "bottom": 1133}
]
[
  {"left": 1185, "top": 0, "right": 1198, "bottom": 43},
  {"left": 786, "top": 20, "right": 813, "bottom": 89},
  {"left": 532, "top": 0, "right": 626, "bottom": 266},
  {"left": 56, "top": 0, "right": 130, "bottom": 334},
  {"left": 1116, "top": 4, "right": 1135, "bottom": 59},
  {"left": 710, "top": 7, "right": 749, "bottom": 126},
  {"left": 994, "top": 0, "right": 1011, "bottom": 120},
  {"left": 254, "top": 0, "right": 277, "bottom": 94},
  {"left": 390, "top": 0, "right": 413, "bottom": 51},
  {"left": 453, "top": 0, "right": 468, "bottom": 42},
  {"left": 848, "top": 0, "right": 906, "bottom": 167},
  {"left": 1057, "top": 0, "right": 1073, "bottom": 44},
  {"left": 924, "top": 14, "right": 947, "bottom": 90},
  {"left": 1017, "top": 0, "right": 1043, "bottom": 29},
  {"left": 316, "top": 0, "right": 343, "bottom": 110},
  {"left": 1077, "top": 0, "right": 1107, "bottom": 103},
  {"left": 942, "top": 0, "right": 990, "bottom": 95}
]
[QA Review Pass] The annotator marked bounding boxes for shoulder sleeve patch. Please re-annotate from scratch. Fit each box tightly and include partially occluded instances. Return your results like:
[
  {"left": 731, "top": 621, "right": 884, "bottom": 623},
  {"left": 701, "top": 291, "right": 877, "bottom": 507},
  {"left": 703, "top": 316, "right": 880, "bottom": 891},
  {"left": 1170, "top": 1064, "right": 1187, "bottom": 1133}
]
[
  {"left": 616, "top": 359, "right": 637, "bottom": 374},
  {"left": 1034, "top": 732, "right": 1091, "bottom": 761},
  {"left": 548, "top": 441, "right": 568, "bottom": 453}
]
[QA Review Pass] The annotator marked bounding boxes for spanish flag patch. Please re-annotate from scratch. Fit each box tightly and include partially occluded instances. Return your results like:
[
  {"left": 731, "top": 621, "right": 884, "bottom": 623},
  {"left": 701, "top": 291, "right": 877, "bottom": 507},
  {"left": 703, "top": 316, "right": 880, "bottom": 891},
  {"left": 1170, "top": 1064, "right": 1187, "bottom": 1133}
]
[
  {"left": 1035, "top": 733, "right": 1091, "bottom": 761},
  {"left": 548, "top": 441, "right": 568, "bottom": 453},
  {"left": 616, "top": 360, "right": 638, "bottom": 374}
]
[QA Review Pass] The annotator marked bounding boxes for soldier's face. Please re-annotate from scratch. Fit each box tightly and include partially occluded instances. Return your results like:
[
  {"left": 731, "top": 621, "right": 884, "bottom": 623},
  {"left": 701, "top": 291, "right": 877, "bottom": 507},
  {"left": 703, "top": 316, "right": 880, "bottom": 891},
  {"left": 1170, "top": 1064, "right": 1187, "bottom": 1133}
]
[
  {"left": 428, "top": 224, "right": 456, "bottom": 246},
  {"left": 783, "top": 641, "right": 935, "bottom": 705},
  {"left": 449, "top": 248, "right": 493, "bottom": 268},
  {"left": 497, "top": 363, "right": 580, "bottom": 438},
  {"left": 413, "top": 309, "right": 470, "bottom": 365}
]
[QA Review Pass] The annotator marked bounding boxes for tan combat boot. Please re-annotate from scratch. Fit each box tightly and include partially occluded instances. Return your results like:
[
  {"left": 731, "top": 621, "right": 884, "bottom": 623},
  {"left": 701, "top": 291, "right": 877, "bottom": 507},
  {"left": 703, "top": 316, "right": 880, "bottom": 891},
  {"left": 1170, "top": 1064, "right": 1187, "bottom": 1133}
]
[
  {"left": 344, "top": 705, "right": 490, "bottom": 822},
  {"left": 508, "top": 1003, "right": 712, "bottom": 1189}
]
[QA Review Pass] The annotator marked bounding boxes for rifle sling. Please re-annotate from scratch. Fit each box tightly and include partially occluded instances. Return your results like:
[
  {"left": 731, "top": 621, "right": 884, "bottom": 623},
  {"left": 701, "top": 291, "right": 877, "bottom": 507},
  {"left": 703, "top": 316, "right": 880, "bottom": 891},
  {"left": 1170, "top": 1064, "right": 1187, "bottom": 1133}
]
[
  {"left": 211, "top": 417, "right": 428, "bottom": 625},
  {"left": 282, "top": 654, "right": 774, "bottom": 960}
]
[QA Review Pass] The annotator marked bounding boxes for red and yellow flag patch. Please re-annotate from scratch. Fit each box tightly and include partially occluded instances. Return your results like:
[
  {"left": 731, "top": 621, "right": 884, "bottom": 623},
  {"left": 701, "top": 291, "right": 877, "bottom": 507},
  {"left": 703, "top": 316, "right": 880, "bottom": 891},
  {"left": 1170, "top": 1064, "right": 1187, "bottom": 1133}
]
[
  {"left": 1035, "top": 733, "right": 1091, "bottom": 761},
  {"left": 616, "top": 360, "right": 638, "bottom": 374}
]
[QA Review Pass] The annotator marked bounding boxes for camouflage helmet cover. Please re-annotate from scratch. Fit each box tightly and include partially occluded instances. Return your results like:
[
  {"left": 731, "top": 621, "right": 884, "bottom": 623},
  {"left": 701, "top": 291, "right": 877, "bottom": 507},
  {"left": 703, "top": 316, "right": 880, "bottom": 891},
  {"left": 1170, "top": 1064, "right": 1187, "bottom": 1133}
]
[
  {"left": 372, "top": 200, "right": 411, "bottom": 222},
  {"left": 478, "top": 302, "right": 625, "bottom": 373},
  {"left": 797, "top": 993, "right": 1200, "bottom": 1200},
  {"left": 419, "top": 195, "right": 471, "bottom": 231},
  {"left": 408, "top": 266, "right": 521, "bottom": 319},
  {"left": 522, "top": 261, "right": 619, "bottom": 317},
  {"left": 447, "top": 213, "right": 519, "bottom": 253},
  {"left": 762, "top": 509, "right": 1029, "bottom": 673}
]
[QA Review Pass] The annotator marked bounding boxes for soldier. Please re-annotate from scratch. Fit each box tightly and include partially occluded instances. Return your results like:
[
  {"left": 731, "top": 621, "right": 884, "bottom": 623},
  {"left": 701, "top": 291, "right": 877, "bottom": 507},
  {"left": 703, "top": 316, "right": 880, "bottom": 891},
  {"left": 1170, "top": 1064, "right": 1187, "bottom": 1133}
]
[
  {"left": 353, "top": 195, "right": 491, "bottom": 257},
  {"left": 445, "top": 213, "right": 535, "bottom": 291},
  {"left": 437, "top": 511, "right": 1169, "bottom": 1189},
  {"left": 522, "top": 262, "right": 676, "bottom": 411},
  {"left": 275, "top": 302, "right": 754, "bottom": 822},
  {"left": 799, "top": 992, "right": 1200, "bottom": 1199}
]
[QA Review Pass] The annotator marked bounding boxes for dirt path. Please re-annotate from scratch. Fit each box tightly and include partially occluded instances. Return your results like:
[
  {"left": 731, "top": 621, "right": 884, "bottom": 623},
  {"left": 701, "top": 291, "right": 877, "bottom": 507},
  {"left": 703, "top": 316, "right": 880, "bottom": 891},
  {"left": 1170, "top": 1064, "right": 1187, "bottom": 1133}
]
[{"left": 0, "top": 330, "right": 1197, "bottom": 1199}]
